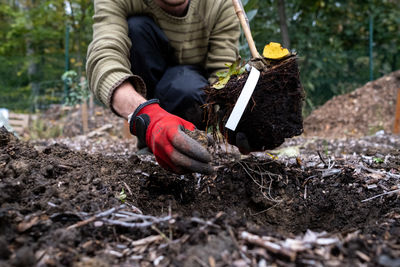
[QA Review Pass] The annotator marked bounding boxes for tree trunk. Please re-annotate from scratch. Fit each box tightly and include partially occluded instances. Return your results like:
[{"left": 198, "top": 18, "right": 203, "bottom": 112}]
[
  {"left": 23, "top": 0, "right": 40, "bottom": 111},
  {"left": 277, "top": 0, "right": 290, "bottom": 49}
]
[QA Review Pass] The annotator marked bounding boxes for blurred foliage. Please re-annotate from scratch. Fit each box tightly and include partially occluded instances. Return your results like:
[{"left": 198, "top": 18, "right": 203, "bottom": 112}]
[
  {"left": 28, "top": 117, "right": 63, "bottom": 140},
  {"left": 62, "top": 70, "right": 90, "bottom": 106},
  {"left": 0, "top": 0, "right": 93, "bottom": 111},
  {"left": 242, "top": 0, "right": 400, "bottom": 114},
  {"left": 0, "top": 0, "right": 399, "bottom": 115}
]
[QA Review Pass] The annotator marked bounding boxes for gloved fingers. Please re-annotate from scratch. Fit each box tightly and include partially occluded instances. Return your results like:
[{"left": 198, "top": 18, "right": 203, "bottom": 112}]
[
  {"left": 154, "top": 155, "right": 185, "bottom": 174},
  {"left": 178, "top": 118, "right": 196, "bottom": 132},
  {"left": 151, "top": 135, "right": 213, "bottom": 175},
  {"left": 170, "top": 129, "right": 212, "bottom": 164},
  {"left": 168, "top": 149, "right": 214, "bottom": 174}
]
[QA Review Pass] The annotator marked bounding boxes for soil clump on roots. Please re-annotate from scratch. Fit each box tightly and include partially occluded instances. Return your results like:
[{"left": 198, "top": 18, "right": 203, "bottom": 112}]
[
  {"left": 1, "top": 126, "right": 399, "bottom": 266},
  {"left": 205, "top": 56, "right": 305, "bottom": 150}
]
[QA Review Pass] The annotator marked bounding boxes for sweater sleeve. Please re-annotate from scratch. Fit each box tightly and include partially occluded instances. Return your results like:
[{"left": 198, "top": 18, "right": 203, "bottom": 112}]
[
  {"left": 86, "top": 0, "right": 146, "bottom": 108},
  {"left": 206, "top": 0, "right": 240, "bottom": 84}
]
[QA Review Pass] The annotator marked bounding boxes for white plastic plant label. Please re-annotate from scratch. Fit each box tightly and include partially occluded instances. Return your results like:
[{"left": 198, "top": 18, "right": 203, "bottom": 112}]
[{"left": 225, "top": 67, "right": 260, "bottom": 131}]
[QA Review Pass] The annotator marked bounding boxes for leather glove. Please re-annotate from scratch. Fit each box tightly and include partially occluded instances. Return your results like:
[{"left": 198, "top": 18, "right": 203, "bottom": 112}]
[{"left": 129, "top": 99, "right": 213, "bottom": 174}]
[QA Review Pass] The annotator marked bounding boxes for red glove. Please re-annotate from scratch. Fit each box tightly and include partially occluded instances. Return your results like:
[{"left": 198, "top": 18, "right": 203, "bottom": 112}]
[{"left": 129, "top": 99, "right": 213, "bottom": 174}]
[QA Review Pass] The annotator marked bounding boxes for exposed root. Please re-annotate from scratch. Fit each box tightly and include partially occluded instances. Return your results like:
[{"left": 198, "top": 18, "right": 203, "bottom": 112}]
[{"left": 237, "top": 160, "right": 283, "bottom": 203}]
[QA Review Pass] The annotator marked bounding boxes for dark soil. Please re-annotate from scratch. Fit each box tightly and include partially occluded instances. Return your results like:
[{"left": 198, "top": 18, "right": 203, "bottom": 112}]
[
  {"left": 205, "top": 56, "right": 305, "bottom": 150},
  {"left": 1, "top": 126, "right": 399, "bottom": 266}
]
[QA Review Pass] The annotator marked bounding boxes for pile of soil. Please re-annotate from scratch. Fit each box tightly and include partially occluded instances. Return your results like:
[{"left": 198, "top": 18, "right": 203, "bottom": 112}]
[
  {"left": 304, "top": 70, "right": 400, "bottom": 138},
  {"left": 1, "top": 126, "right": 399, "bottom": 266}
]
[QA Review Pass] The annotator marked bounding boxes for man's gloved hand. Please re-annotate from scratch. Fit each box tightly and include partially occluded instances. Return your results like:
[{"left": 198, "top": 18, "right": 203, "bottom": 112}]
[{"left": 129, "top": 99, "right": 213, "bottom": 174}]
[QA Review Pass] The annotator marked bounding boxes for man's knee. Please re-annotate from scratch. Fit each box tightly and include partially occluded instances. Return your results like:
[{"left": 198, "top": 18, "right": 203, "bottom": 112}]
[{"left": 155, "top": 65, "right": 208, "bottom": 109}]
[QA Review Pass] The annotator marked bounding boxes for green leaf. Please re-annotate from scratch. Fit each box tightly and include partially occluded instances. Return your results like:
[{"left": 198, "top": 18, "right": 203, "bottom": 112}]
[
  {"left": 212, "top": 59, "right": 245, "bottom": 89},
  {"left": 118, "top": 188, "right": 127, "bottom": 203},
  {"left": 213, "top": 75, "right": 231, "bottom": 89},
  {"left": 373, "top": 157, "right": 384, "bottom": 164}
]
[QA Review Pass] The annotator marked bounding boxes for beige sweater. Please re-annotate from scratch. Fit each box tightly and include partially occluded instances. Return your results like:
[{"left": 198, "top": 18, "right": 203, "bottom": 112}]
[{"left": 86, "top": 0, "right": 240, "bottom": 107}]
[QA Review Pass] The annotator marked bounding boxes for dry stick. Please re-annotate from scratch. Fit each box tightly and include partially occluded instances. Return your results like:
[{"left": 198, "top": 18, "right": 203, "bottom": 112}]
[
  {"left": 191, "top": 217, "right": 221, "bottom": 230},
  {"left": 358, "top": 164, "right": 400, "bottom": 179},
  {"left": 115, "top": 211, "right": 162, "bottom": 221},
  {"left": 130, "top": 235, "right": 163, "bottom": 247},
  {"left": 67, "top": 204, "right": 126, "bottom": 230},
  {"left": 231, "top": 0, "right": 261, "bottom": 59},
  {"left": 317, "top": 150, "right": 327, "bottom": 166},
  {"left": 227, "top": 226, "right": 252, "bottom": 264},
  {"left": 127, "top": 203, "right": 143, "bottom": 215},
  {"left": 240, "top": 231, "right": 296, "bottom": 260},
  {"left": 123, "top": 181, "right": 133, "bottom": 197},
  {"left": 151, "top": 225, "right": 170, "bottom": 242},
  {"left": 361, "top": 188, "right": 400, "bottom": 203},
  {"left": 393, "top": 88, "right": 400, "bottom": 134},
  {"left": 81, "top": 99, "right": 89, "bottom": 134},
  {"left": 104, "top": 216, "right": 171, "bottom": 228},
  {"left": 193, "top": 256, "right": 209, "bottom": 267}
]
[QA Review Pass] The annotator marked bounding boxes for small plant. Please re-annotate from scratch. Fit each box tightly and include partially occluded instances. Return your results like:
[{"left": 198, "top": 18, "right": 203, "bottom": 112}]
[
  {"left": 62, "top": 70, "right": 90, "bottom": 106},
  {"left": 212, "top": 59, "right": 246, "bottom": 89},
  {"left": 118, "top": 188, "right": 127, "bottom": 203},
  {"left": 322, "top": 140, "right": 329, "bottom": 156},
  {"left": 373, "top": 157, "right": 384, "bottom": 164}
]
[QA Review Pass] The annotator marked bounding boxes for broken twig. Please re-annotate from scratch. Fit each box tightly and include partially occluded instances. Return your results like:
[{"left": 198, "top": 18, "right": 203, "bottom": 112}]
[
  {"left": 240, "top": 231, "right": 296, "bottom": 260},
  {"left": 67, "top": 204, "right": 125, "bottom": 230},
  {"left": 361, "top": 188, "right": 400, "bottom": 203},
  {"left": 358, "top": 164, "right": 400, "bottom": 180}
]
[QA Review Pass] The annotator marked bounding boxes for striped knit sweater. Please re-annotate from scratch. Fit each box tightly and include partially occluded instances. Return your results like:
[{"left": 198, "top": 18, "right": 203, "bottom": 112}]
[{"left": 86, "top": 0, "right": 240, "bottom": 108}]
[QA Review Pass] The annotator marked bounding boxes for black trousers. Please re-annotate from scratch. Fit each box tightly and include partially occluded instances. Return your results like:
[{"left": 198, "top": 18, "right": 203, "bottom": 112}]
[{"left": 127, "top": 16, "right": 208, "bottom": 129}]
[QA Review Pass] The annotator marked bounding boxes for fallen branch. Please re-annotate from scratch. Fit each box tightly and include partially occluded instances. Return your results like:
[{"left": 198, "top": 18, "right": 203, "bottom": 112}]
[
  {"left": 361, "top": 188, "right": 400, "bottom": 203},
  {"left": 87, "top": 123, "right": 113, "bottom": 138},
  {"left": 228, "top": 227, "right": 251, "bottom": 264},
  {"left": 191, "top": 217, "right": 221, "bottom": 230},
  {"left": 130, "top": 235, "right": 163, "bottom": 247},
  {"left": 103, "top": 217, "right": 171, "bottom": 228},
  {"left": 317, "top": 151, "right": 327, "bottom": 166},
  {"left": 358, "top": 164, "right": 400, "bottom": 180},
  {"left": 66, "top": 204, "right": 172, "bottom": 230},
  {"left": 67, "top": 204, "right": 125, "bottom": 230},
  {"left": 114, "top": 211, "right": 163, "bottom": 221},
  {"left": 240, "top": 231, "right": 296, "bottom": 260}
]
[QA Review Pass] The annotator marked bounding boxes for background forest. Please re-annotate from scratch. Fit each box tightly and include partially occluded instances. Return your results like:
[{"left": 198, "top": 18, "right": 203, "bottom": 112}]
[{"left": 0, "top": 0, "right": 399, "bottom": 113}]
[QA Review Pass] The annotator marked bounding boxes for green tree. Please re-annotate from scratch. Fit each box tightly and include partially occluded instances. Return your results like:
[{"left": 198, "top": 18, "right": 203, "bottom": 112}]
[
  {"left": 0, "top": 0, "right": 94, "bottom": 111},
  {"left": 65, "top": 0, "right": 94, "bottom": 77},
  {"left": 244, "top": 0, "right": 400, "bottom": 113}
]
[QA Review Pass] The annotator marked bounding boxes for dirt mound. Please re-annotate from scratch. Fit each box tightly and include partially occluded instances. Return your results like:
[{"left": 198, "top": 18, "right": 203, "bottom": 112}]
[
  {"left": 304, "top": 70, "right": 400, "bottom": 138},
  {"left": 1, "top": 126, "right": 399, "bottom": 266}
]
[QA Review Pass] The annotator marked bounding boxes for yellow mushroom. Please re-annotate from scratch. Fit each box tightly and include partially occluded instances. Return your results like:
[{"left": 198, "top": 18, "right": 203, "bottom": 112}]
[{"left": 262, "top": 42, "right": 290, "bottom": 59}]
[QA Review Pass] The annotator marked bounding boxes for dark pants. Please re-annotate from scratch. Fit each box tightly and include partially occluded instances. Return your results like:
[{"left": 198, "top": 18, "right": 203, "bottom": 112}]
[{"left": 127, "top": 16, "right": 208, "bottom": 129}]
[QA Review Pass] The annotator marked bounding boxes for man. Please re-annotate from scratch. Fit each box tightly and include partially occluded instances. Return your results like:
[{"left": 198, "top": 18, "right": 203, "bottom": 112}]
[{"left": 86, "top": 0, "right": 241, "bottom": 174}]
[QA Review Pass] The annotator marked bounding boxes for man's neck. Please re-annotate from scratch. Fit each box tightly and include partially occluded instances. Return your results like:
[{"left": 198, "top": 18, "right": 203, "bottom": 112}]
[{"left": 154, "top": 0, "right": 190, "bottom": 17}]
